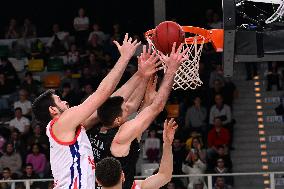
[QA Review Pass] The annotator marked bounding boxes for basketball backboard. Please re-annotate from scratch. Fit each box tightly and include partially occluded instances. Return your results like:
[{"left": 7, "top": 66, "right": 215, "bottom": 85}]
[{"left": 222, "top": 0, "right": 284, "bottom": 77}]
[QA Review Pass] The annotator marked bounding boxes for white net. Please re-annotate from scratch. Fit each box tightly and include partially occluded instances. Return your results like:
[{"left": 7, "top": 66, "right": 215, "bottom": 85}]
[{"left": 146, "top": 36, "right": 205, "bottom": 90}]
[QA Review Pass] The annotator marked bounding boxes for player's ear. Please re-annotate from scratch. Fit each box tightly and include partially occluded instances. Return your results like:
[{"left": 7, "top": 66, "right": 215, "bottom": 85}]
[
  {"left": 49, "top": 106, "right": 58, "bottom": 115},
  {"left": 114, "top": 117, "right": 120, "bottom": 126}
]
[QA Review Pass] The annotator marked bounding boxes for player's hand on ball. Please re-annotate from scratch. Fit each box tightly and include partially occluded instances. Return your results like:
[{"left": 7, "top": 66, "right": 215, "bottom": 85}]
[
  {"left": 113, "top": 33, "right": 141, "bottom": 60},
  {"left": 163, "top": 118, "right": 178, "bottom": 145}
]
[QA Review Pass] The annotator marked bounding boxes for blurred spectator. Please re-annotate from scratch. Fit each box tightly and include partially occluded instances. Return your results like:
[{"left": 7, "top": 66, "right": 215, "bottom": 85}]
[
  {"left": 213, "top": 158, "right": 229, "bottom": 173},
  {"left": 79, "top": 66, "right": 97, "bottom": 88},
  {"left": 8, "top": 129, "right": 27, "bottom": 159},
  {"left": 88, "top": 52, "right": 104, "bottom": 78},
  {"left": 0, "top": 56, "right": 19, "bottom": 85},
  {"left": 20, "top": 72, "right": 41, "bottom": 98},
  {"left": 209, "top": 64, "right": 225, "bottom": 88},
  {"left": 209, "top": 95, "right": 232, "bottom": 126},
  {"left": 213, "top": 177, "right": 232, "bottom": 189},
  {"left": 21, "top": 18, "right": 37, "bottom": 38},
  {"left": 0, "top": 143, "right": 22, "bottom": 177},
  {"left": 172, "top": 138, "right": 187, "bottom": 174},
  {"left": 182, "top": 146, "right": 207, "bottom": 189},
  {"left": 67, "top": 44, "right": 80, "bottom": 66},
  {"left": 14, "top": 89, "right": 32, "bottom": 117},
  {"left": 60, "top": 67, "right": 80, "bottom": 91},
  {"left": 88, "top": 24, "right": 107, "bottom": 46},
  {"left": 208, "top": 146, "right": 232, "bottom": 172},
  {"left": 212, "top": 158, "right": 233, "bottom": 186},
  {"left": 207, "top": 79, "right": 225, "bottom": 108},
  {"left": 73, "top": 8, "right": 90, "bottom": 49},
  {"left": 185, "top": 137, "right": 206, "bottom": 163},
  {"left": 80, "top": 83, "right": 94, "bottom": 103},
  {"left": 207, "top": 118, "right": 230, "bottom": 160},
  {"left": 5, "top": 18, "right": 20, "bottom": 39},
  {"left": 87, "top": 30, "right": 104, "bottom": 54},
  {"left": 59, "top": 82, "right": 79, "bottom": 106},
  {"left": 192, "top": 180, "right": 207, "bottom": 189},
  {"left": 19, "top": 163, "right": 40, "bottom": 189},
  {"left": 266, "top": 62, "right": 282, "bottom": 91},
  {"left": 27, "top": 125, "right": 49, "bottom": 153},
  {"left": 26, "top": 144, "right": 47, "bottom": 178},
  {"left": 185, "top": 97, "right": 207, "bottom": 136},
  {"left": 0, "top": 167, "right": 15, "bottom": 189},
  {"left": 46, "top": 24, "right": 69, "bottom": 54},
  {"left": 144, "top": 129, "right": 160, "bottom": 162},
  {"left": 9, "top": 108, "right": 30, "bottom": 134}
]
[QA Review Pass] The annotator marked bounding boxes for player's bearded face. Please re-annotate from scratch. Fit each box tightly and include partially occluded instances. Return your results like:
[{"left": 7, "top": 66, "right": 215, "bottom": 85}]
[{"left": 53, "top": 95, "right": 69, "bottom": 113}]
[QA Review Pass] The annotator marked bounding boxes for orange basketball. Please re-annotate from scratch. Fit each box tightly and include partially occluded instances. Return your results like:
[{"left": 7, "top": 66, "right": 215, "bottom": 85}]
[{"left": 152, "top": 21, "right": 185, "bottom": 55}]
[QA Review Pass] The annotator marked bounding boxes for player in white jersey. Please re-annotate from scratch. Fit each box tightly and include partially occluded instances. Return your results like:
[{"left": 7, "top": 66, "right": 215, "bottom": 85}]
[
  {"left": 95, "top": 119, "right": 177, "bottom": 189},
  {"left": 32, "top": 33, "right": 142, "bottom": 189}
]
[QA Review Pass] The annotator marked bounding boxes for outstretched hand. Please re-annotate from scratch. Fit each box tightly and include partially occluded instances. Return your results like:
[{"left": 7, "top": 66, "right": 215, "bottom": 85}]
[
  {"left": 163, "top": 118, "right": 178, "bottom": 145},
  {"left": 137, "top": 46, "right": 162, "bottom": 77},
  {"left": 113, "top": 33, "right": 141, "bottom": 60},
  {"left": 160, "top": 42, "right": 189, "bottom": 73}
]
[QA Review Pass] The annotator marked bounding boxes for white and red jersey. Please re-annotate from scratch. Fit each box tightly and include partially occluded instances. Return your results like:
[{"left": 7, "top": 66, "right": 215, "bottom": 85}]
[{"left": 46, "top": 118, "right": 95, "bottom": 189}]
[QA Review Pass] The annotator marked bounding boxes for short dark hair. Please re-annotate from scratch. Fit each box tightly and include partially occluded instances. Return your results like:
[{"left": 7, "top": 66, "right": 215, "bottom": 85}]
[
  {"left": 14, "top": 107, "right": 22, "bottom": 112},
  {"left": 96, "top": 157, "right": 122, "bottom": 187},
  {"left": 97, "top": 96, "right": 124, "bottom": 126},
  {"left": 25, "top": 163, "right": 33, "bottom": 168},
  {"left": 3, "top": 167, "right": 11, "bottom": 172},
  {"left": 32, "top": 89, "right": 56, "bottom": 125}
]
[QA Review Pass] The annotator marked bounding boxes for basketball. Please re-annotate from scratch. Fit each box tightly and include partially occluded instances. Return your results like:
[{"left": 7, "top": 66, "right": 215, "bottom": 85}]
[{"left": 152, "top": 21, "right": 185, "bottom": 55}]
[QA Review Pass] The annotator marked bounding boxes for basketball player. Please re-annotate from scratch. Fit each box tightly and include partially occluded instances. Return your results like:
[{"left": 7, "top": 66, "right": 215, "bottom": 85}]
[
  {"left": 88, "top": 42, "right": 188, "bottom": 189},
  {"left": 31, "top": 33, "right": 142, "bottom": 189},
  {"left": 96, "top": 118, "right": 178, "bottom": 189}
]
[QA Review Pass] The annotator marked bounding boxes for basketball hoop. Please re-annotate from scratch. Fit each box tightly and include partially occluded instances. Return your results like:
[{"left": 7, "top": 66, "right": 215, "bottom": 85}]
[{"left": 145, "top": 26, "right": 223, "bottom": 90}]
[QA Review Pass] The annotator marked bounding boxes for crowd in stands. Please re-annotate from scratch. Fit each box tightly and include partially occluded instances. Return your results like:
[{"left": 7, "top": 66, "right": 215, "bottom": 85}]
[{"left": 0, "top": 7, "right": 239, "bottom": 189}]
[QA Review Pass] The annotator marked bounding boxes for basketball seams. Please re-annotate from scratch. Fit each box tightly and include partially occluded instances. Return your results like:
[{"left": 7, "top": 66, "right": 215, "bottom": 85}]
[{"left": 152, "top": 21, "right": 185, "bottom": 55}]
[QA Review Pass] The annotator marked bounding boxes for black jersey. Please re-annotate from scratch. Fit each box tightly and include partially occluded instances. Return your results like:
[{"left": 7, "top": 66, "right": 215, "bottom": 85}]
[{"left": 87, "top": 127, "right": 140, "bottom": 189}]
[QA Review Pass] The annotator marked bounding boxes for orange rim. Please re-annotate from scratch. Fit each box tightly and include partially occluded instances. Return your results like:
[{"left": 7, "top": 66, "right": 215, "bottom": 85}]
[{"left": 145, "top": 26, "right": 224, "bottom": 52}]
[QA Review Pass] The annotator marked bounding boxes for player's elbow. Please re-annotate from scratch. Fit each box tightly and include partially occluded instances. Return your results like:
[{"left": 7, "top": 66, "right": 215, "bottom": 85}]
[{"left": 162, "top": 173, "right": 173, "bottom": 184}]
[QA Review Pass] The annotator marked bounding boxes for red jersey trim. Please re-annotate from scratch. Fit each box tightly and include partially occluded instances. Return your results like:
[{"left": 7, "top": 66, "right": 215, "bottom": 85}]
[
  {"left": 49, "top": 117, "right": 82, "bottom": 146},
  {"left": 131, "top": 181, "right": 141, "bottom": 189}
]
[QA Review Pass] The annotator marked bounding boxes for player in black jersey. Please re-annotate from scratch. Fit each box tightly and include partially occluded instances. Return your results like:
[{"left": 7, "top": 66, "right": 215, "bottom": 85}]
[
  {"left": 88, "top": 43, "right": 188, "bottom": 189},
  {"left": 95, "top": 119, "right": 177, "bottom": 189}
]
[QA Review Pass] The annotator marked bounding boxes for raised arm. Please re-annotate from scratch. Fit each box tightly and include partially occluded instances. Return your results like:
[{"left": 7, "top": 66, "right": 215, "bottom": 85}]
[
  {"left": 111, "top": 43, "right": 188, "bottom": 156},
  {"left": 55, "top": 34, "right": 141, "bottom": 131},
  {"left": 135, "top": 119, "right": 177, "bottom": 189},
  {"left": 83, "top": 47, "right": 161, "bottom": 129},
  {"left": 111, "top": 45, "right": 155, "bottom": 101}
]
